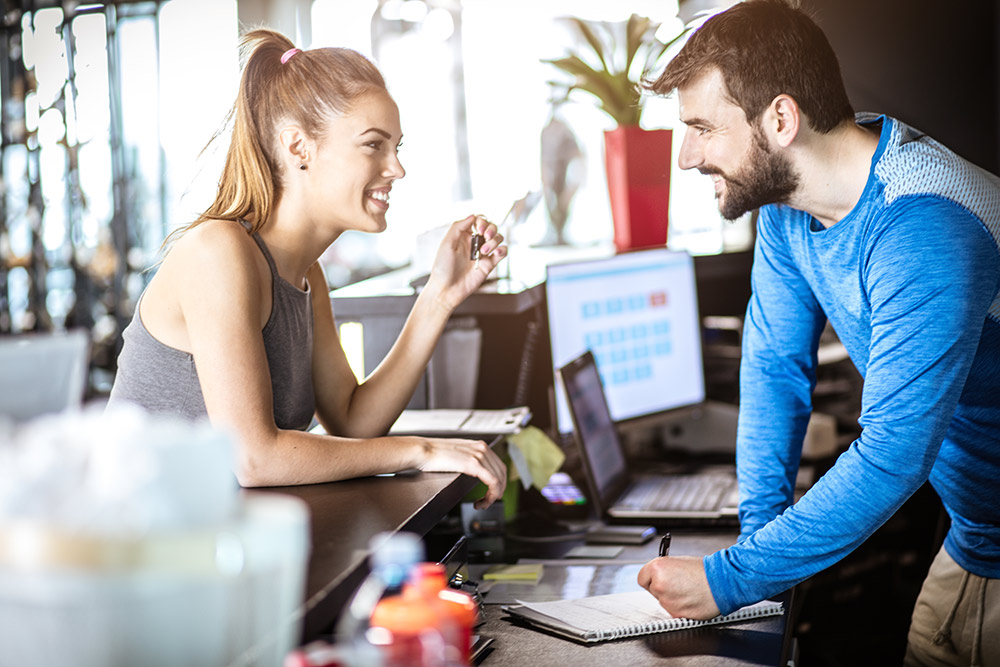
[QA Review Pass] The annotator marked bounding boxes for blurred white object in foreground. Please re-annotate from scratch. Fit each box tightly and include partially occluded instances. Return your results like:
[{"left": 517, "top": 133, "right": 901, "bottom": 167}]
[{"left": 0, "top": 405, "right": 310, "bottom": 667}]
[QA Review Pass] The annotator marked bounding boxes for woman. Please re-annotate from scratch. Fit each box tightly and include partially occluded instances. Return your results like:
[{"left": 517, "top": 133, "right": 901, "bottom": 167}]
[{"left": 108, "top": 29, "right": 507, "bottom": 507}]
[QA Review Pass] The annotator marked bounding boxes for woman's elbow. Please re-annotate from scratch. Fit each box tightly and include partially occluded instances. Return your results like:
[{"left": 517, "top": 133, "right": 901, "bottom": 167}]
[
  {"left": 317, "top": 414, "right": 386, "bottom": 440},
  {"left": 231, "top": 439, "right": 275, "bottom": 487},
  {"left": 233, "top": 456, "right": 266, "bottom": 487}
]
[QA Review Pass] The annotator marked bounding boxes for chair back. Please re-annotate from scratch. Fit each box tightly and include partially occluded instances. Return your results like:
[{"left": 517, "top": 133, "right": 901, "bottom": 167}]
[{"left": 0, "top": 330, "right": 90, "bottom": 422}]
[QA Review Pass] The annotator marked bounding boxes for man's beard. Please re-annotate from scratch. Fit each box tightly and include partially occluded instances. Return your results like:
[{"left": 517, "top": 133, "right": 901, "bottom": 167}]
[{"left": 705, "top": 126, "right": 799, "bottom": 221}]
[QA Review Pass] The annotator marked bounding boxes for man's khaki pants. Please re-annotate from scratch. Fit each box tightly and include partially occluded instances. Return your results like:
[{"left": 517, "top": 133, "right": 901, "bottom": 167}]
[{"left": 905, "top": 546, "right": 999, "bottom": 667}]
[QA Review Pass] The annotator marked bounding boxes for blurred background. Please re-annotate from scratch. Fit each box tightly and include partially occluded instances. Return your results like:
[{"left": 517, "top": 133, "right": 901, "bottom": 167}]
[
  {"left": 1, "top": 2, "right": 996, "bottom": 665},
  {"left": 0, "top": 0, "right": 996, "bottom": 403}
]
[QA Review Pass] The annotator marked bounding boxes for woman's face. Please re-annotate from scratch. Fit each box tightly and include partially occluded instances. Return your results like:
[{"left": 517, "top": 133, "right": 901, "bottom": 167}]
[{"left": 309, "top": 89, "right": 405, "bottom": 234}]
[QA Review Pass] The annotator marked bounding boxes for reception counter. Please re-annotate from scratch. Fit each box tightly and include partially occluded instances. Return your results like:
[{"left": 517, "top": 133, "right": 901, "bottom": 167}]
[
  {"left": 256, "top": 466, "right": 796, "bottom": 665},
  {"left": 256, "top": 466, "right": 480, "bottom": 641}
]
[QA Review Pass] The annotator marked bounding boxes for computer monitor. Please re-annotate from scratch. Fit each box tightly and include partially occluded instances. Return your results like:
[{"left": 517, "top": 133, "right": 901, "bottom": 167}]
[{"left": 545, "top": 248, "right": 705, "bottom": 435}]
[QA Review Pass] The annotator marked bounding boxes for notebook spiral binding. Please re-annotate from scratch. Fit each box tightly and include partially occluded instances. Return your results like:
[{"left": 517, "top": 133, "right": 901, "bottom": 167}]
[{"left": 592, "top": 601, "right": 784, "bottom": 642}]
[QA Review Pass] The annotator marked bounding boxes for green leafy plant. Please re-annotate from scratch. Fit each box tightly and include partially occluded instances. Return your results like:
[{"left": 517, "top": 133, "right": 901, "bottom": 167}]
[{"left": 544, "top": 14, "right": 690, "bottom": 127}]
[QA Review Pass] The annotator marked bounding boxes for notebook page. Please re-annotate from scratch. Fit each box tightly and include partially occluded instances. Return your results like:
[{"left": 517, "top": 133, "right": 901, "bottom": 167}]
[
  {"left": 517, "top": 591, "right": 677, "bottom": 632},
  {"left": 516, "top": 591, "right": 782, "bottom": 638}
]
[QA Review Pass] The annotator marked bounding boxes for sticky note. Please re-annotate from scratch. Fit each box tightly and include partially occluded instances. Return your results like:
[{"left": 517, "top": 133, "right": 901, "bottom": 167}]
[
  {"left": 506, "top": 427, "right": 565, "bottom": 491},
  {"left": 482, "top": 563, "right": 544, "bottom": 583}
]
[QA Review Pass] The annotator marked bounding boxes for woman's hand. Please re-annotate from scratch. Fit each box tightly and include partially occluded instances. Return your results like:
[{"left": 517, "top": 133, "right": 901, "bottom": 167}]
[
  {"left": 423, "top": 214, "right": 508, "bottom": 312},
  {"left": 415, "top": 436, "right": 508, "bottom": 509}
]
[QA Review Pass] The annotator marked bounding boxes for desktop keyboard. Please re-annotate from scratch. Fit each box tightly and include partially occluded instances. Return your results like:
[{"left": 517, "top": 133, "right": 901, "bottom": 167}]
[{"left": 619, "top": 473, "right": 737, "bottom": 513}]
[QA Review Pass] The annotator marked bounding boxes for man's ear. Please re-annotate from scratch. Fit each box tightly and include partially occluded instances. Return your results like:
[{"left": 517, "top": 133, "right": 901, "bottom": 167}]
[
  {"left": 763, "top": 95, "right": 800, "bottom": 149},
  {"left": 278, "top": 125, "right": 313, "bottom": 169}
]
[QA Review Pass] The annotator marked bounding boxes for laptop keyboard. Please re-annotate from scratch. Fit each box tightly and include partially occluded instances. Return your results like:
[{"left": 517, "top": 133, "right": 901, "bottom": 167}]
[{"left": 618, "top": 473, "right": 737, "bottom": 512}]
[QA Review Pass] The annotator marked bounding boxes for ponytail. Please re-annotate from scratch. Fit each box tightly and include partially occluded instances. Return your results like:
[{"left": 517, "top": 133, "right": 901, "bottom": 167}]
[{"left": 163, "top": 28, "right": 387, "bottom": 249}]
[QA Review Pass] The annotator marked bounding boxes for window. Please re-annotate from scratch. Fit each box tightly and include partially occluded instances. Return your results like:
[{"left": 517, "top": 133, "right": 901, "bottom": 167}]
[
  {"left": 0, "top": 0, "right": 236, "bottom": 390},
  {"left": 0, "top": 0, "right": 746, "bottom": 394},
  {"left": 310, "top": 0, "right": 750, "bottom": 275}
]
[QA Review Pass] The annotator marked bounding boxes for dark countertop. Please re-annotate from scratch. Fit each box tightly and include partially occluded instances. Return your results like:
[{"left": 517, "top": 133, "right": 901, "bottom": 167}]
[
  {"left": 472, "top": 529, "right": 794, "bottom": 666},
  {"left": 250, "top": 462, "right": 794, "bottom": 665},
  {"left": 254, "top": 467, "right": 480, "bottom": 640}
]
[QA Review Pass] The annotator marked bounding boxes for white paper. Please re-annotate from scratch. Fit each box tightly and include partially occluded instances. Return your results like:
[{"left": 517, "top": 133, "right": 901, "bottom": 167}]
[
  {"left": 389, "top": 407, "right": 529, "bottom": 436},
  {"left": 460, "top": 407, "right": 529, "bottom": 433},
  {"left": 390, "top": 409, "right": 472, "bottom": 433},
  {"left": 518, "top": 591, "right": 674, "bottom": 632}
]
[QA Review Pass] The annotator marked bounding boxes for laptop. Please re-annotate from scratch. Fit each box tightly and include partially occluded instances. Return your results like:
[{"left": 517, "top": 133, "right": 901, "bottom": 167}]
[{"left": 558, "top": 349, "right": 739, "bottom": 523}]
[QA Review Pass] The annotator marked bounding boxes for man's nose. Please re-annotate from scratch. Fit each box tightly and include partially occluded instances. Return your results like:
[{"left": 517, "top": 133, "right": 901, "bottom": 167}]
[{"left": 677, "top": 131, "right": 702, "bottom": 171}]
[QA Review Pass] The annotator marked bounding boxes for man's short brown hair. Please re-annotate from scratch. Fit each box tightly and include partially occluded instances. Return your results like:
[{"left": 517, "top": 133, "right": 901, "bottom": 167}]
[{"left": 646, "top": 0, "right": 854, "bottom": 133}]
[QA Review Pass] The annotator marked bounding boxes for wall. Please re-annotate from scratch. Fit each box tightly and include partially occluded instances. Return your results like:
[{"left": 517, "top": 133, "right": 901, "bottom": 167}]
[{"left": 802, "top": 0, "right": 1000, "bottom": 175}]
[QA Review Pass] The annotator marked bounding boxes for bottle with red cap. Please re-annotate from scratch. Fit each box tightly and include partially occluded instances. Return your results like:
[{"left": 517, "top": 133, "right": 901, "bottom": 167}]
[
  {"left": 410, "top": 563, "right": 478, "bottom": 665},
  {"left": 329, "top": 531, "right": 425, "bottom": 666},
  {"left": 369, "top": 562, "right": 478, "bottom": 666}
]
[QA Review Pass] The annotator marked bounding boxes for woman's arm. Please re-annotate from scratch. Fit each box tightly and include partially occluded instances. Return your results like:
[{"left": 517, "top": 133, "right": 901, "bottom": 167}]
[
  {"left": 311, "top": 214, "right": 506, "bottom": 438},
  {"left": 172, "top": 222, "right": 506, "bottom": 503}
]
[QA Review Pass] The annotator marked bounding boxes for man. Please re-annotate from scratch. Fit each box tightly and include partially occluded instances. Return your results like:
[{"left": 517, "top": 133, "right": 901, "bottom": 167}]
[{"left": 635, "top": 1, "right": 1000, "bottom": 664}]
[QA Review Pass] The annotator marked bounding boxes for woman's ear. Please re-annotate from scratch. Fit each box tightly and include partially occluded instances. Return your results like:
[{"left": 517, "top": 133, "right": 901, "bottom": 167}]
[
  {"left": 278, "top": 126, "right": 312, "bottom": 170},
  {"left": 763, "top": 94, "right": 800, "bottom": 149}
]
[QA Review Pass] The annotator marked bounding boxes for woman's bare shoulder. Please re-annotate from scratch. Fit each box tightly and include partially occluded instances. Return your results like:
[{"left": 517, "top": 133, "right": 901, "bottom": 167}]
[
  {"left": 162, "top": 220, "right": 263, "bottom": 283},
  {"left": 172, "top": 219, "right": 255, "bottom": 256},
  {"left": 141, "top": 221, "right": 266, "bottom": 349}
]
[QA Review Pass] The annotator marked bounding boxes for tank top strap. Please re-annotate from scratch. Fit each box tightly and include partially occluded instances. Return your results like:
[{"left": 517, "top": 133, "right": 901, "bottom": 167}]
[{"left": 238, "top": 219, "right": 281, "bottom": 282}]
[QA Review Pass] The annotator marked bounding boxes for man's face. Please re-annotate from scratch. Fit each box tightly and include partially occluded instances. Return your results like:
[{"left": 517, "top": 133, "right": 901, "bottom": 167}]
[{"left": 676, "top": 69, "right": 799, "bottom": 220}]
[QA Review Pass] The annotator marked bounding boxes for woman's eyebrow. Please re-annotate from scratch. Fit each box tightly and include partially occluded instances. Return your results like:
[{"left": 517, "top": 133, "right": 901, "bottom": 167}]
[{"left": 359, "top": 127, "right": 392, "bottom": 139}]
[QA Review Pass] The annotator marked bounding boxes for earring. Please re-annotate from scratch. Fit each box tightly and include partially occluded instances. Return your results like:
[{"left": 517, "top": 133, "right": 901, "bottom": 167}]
[{"left": 299, "top": 164, "right": 307, "bottom": 170}]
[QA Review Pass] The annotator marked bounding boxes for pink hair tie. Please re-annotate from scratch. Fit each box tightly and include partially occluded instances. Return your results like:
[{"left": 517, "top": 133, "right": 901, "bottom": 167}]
[{"left": 281, "top": 48, "right": 301, "bottom": 64}]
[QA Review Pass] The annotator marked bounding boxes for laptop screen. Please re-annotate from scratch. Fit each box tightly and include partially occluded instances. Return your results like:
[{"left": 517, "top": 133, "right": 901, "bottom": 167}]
[
  {"left": 546, "top": 248, "right": 706, "bottom": 435},
  {"left": 558, "top": 350, "right": 629, "bottom": 513}
]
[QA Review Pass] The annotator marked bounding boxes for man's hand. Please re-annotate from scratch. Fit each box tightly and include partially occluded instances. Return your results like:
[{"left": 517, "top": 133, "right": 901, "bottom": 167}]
[{"left": 637, "top": 555, "right": 720, "bottom": 620}]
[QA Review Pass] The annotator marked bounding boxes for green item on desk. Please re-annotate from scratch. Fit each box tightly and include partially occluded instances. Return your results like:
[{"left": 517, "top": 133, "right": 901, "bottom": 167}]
[
  {"left": 462, "top": 438, "right": 520, "bottom": 521},
  {"left": 483, "top": 563, "right": 544, "bottom": 583},
  {"left": 506, "top": 426, "right": 565, "bottom": 491},
  {"left": 502, "top": 479, "right": 520, "bottom": 522}
]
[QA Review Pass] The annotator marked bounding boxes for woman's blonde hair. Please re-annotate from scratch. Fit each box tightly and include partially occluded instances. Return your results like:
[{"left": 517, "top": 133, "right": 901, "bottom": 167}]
[{"left": 165, "top": 29, "right": 387, "bottom": 246}]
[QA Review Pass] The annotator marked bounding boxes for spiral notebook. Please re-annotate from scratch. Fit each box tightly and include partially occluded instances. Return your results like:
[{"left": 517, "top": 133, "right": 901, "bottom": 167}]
[{"left": 502, "top": 591, "right": 783, "bottom": 644}]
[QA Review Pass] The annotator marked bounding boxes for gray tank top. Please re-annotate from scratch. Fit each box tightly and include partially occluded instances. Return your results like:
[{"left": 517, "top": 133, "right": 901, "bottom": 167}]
[{"left": 108, "top": 229, "right": 316, "bottom": 431}]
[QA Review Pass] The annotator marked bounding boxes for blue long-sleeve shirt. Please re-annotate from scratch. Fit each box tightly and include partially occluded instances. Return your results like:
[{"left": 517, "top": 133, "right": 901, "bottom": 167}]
[{"left": 704, "top": 114, "right": 1000, "bottom": 615}]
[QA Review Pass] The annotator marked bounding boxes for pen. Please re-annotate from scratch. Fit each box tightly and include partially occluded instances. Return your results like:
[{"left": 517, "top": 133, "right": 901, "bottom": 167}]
[{"left": 658, "top": 532, "right": 671, "bottom": 558}]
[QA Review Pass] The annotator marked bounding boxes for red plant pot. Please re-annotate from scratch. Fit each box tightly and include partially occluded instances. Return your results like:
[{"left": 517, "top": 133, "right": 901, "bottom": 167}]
[{"left": 604, "top": 126, "right": 673, "bottom": 252}]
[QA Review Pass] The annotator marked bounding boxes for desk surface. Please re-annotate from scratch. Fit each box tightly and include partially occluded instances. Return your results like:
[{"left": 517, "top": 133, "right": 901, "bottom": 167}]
[
  {"left": 475, "top": 530, "right": 793, "bottom": 667},
  {"left": 479, "top": 596, "right": 789, "bottom": 667},
  {"left": 255, "top": 468, "right": 479, "bottom": 640},
  {"left": 253, "top": 462, "right": 792, "bottom": 665}
]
